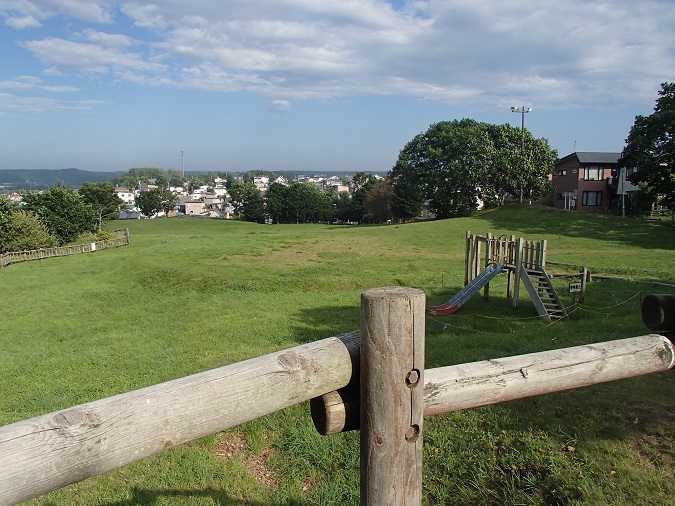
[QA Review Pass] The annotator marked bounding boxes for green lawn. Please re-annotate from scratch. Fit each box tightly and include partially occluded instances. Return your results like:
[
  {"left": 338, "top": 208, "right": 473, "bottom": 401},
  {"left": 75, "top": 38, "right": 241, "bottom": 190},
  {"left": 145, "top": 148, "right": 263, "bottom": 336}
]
[{"left": 1, "top": 205, "right": 674, "bottom": 505}]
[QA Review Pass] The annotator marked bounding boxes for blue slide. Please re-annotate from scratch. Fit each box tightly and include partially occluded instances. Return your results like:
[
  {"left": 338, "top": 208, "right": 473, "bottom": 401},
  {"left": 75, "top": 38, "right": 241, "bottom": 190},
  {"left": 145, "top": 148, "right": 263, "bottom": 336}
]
[{"left": 429, "top": 263, "right": 504, "bottom": 315}]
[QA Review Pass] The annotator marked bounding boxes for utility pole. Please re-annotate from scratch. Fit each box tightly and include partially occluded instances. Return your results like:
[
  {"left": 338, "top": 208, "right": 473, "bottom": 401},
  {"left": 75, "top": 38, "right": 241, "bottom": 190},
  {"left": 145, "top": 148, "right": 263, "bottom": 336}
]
[{"left": 510, "top": 106, "right": 532, "bottom": 202}]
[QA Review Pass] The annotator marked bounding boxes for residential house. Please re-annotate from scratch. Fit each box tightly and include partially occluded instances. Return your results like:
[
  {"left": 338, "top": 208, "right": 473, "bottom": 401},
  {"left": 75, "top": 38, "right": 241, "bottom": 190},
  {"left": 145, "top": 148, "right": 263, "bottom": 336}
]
[
  {"left": 549, "top": 152, "right": 620, "bottom": 212},
  {"left": 138, "top": 182, "right": 158, "bottom": 192},
  {"left": 115, "top": 187, "right": 135, "bottom": 206},
  {"left": 178, "top": 196, "right": 205, "bottom": 216}
]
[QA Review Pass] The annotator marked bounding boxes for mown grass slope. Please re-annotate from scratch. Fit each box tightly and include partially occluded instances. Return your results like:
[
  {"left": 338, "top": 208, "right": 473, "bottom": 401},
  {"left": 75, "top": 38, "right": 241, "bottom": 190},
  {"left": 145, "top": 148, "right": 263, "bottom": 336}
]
[{"left": 1, "top": 205, "right": 674, "bottom": 505}]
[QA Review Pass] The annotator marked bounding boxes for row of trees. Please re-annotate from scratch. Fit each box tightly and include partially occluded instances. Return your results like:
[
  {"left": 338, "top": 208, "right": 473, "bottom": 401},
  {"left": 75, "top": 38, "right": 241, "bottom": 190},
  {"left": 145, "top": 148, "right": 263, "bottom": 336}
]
[
  {"left": 0, "top": 183, "right": 121, "bottom": 253},
  {"left": 228, "top": 172, "right": 390, "bottom": 224}
]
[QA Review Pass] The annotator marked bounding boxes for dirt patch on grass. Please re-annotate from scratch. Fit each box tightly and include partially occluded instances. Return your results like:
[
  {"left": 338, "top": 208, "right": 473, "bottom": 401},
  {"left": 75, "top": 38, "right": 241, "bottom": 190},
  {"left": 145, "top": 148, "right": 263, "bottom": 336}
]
[{"left": 216, "top": 432, "right": 280, "bottom": 489}]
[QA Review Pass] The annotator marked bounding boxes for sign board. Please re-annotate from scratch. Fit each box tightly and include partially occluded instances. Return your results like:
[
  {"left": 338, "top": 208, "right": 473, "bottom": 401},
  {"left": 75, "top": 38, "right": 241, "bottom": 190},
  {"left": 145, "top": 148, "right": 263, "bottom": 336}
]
[{"left": 569, "top": 282, "right": 581, "bottom": 293}]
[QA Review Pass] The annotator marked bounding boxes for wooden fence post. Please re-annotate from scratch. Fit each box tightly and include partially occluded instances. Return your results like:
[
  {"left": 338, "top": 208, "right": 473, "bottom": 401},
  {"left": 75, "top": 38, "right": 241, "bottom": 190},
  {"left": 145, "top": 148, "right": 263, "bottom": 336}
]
[{"left": 360, "top": 287, "right": 425, "bottom": 505}]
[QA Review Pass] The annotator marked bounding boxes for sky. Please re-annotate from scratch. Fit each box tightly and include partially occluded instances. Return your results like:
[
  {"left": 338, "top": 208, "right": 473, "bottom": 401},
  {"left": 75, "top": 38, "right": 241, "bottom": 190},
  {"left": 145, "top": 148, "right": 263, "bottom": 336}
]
[{"left": 1, "top": 0, "right": 674, "bottom": 173}]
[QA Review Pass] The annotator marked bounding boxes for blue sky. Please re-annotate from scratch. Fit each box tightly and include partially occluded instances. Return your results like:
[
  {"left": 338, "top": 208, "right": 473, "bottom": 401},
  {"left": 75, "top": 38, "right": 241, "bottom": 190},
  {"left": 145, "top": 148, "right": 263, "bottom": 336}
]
[{"left": 1, "top": 0, "right": 674, "bottom": 173}]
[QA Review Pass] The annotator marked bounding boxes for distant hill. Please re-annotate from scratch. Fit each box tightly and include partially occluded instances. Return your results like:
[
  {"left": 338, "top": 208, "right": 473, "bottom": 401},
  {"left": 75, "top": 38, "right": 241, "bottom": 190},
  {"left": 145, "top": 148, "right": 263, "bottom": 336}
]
[{"left": 0, "top": 169, "right": 125, "bottom": 190}]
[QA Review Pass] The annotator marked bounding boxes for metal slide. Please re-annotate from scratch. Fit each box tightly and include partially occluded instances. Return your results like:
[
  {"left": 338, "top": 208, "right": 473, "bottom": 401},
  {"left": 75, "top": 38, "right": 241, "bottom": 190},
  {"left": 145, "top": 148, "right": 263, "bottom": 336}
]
[{"left": 428, "top": 263, "right": 504, "bottom": 316}]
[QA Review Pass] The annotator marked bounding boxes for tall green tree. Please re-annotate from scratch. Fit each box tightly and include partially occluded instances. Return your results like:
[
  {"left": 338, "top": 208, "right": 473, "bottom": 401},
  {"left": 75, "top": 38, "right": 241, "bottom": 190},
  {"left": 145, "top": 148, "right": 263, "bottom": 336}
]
[
  {"left": 135, "top": 188, "right": 178, "bottom": 217},
  {"left": 334, "top": 192, "right": 355, "bottom": 223},
  {"left": 229, "top": 181, "right": 265, "bottom": 222},
  {"left": 363, "top": 180, "right": 395, "bottom": 223},
  {"left": 78, "top": 182, "right": 123, "bottom": 231},
  {"left": 240, "top": 185, "right": 266, "bottom": 223},
  {"left": 350, "top": 172, "right": 377, "bottom": 223},
  {"left": 22, "top": 183, "right": 96, "bottom": 244},
  {"left": 619, "top": 82, "right": 675, "bottom": 219},
  {"left": 265, "top": 182, "right": 288, "bottom": 224},
  {"left": 285, "top": 183, "right": 332, "bottom": 223},
  {"left": 389, "top": 119, "right": 557, "bottom": 219}
]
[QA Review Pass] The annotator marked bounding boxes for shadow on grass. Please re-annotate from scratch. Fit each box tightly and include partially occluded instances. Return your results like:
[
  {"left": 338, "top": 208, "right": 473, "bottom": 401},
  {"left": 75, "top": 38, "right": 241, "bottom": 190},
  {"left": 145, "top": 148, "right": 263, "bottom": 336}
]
[
  {"left": 473, "top": 205, "right": 675, "bottom": 250},
  {"left": 85, "top": 487, "right": 304, "bottom": 506},
  {"left": 288, "top": 304, "right": 360, "bottom": 345}
]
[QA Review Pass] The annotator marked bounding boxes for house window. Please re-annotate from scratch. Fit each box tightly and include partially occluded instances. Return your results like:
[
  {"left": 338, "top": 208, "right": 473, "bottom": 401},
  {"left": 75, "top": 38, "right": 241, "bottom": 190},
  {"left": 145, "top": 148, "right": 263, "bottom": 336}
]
[
  {"left": 584, "top": 166, "right": 603, "bottom": 180},
  {"left": 557, "top": 170, "right": 567, "bottom": 176},
  {"left": 582, "top": 191, "right": 602, "bottom": 206}
]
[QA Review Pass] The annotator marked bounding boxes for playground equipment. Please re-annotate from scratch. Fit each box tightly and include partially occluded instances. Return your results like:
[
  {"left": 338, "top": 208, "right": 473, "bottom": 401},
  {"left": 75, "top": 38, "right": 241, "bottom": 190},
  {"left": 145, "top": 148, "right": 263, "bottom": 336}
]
[
  {"left": 429, "top": 263, "right": 504, "bottom": 315},
  {"left": 429, "top": 231, "right": 567, "bottom": 322}
]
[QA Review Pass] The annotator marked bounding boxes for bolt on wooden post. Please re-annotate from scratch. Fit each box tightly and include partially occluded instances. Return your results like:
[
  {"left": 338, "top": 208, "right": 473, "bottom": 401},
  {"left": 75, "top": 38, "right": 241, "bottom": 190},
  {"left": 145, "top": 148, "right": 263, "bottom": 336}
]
[{"left": 360, "top": 287, "right": 425, "bottom": 505}]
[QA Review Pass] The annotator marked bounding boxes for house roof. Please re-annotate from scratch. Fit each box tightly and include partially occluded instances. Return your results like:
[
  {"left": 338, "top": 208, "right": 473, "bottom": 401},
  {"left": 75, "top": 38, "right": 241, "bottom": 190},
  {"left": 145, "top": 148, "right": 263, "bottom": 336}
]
[{"left": 558, "top": 152, "right": 621, "bottom": 165}]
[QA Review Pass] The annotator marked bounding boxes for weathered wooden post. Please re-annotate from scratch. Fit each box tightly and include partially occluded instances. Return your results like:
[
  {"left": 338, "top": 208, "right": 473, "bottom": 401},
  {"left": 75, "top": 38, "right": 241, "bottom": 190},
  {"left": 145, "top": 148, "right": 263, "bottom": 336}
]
[
  {"left": 360, "top": 287, "right": 425, "bottom": 505},
  {"left": 484, "top": 232, "right": 492, "bottom": 300},
  {"left": 513, "top": 237, "right": 523, "bottom": 309},
  {"left": 464, "top": 231, "right": 471, "bottom": 286},
  {"left": 540, "top": 239, "right": 547, "bottom": 268}
]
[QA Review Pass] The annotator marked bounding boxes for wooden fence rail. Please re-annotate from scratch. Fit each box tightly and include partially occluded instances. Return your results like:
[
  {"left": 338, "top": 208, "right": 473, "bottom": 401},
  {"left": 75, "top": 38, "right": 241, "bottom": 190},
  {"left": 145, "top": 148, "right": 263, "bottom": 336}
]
[
  {"left": 0, "top": 229, "right": 130, "bottom": 269},
  {"left": 0, "top": 289, "right": 673, "bottom": 505}
]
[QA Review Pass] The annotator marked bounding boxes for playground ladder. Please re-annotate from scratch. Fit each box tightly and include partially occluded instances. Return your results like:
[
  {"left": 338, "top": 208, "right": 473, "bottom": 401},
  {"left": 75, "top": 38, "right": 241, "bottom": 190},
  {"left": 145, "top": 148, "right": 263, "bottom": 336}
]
[{"left": 520, "top": 267, "right": 567, "bottom": 323}]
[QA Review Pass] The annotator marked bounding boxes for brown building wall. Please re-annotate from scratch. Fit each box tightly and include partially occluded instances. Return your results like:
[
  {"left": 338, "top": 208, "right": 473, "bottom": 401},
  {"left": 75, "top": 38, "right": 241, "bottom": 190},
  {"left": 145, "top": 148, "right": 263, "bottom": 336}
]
[{"left": 551, "top": 158, "right": 617, "bottom": 212}]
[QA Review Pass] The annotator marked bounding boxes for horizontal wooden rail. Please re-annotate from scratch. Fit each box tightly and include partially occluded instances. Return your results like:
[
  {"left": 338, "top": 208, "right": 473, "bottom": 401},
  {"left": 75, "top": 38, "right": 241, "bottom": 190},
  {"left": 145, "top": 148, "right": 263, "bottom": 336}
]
[
  {"left": 1, "top": 330, "right": 673, "bottom": 504},
  {"left": 0, "top": 331, "right": 359, "bottom": 506},
  {"left": 423, "top": 333, "right": 673, "bottom": 416},
  {"left": 0, "top": 229, "right": 130, "bottom": 269},
  {"left": 312, "top": 333, "right": 674, "bottom": 434}
]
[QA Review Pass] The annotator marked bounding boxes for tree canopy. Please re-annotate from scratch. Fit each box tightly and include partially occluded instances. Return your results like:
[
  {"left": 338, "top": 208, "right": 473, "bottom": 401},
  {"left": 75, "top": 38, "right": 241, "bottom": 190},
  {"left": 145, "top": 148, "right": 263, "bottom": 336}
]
[
  {"left": 619, "top": 81, "right": 675, "bottom": 217},
  {"left": 389, "top": 119, "right": 557, "bottom": 219},
  {"left": 264, "top": 182, "right": 332, "bottom": 224},
  {"left": 78, "top": 182, "right": 123, "bottom": 231},
  {"left": 0, "top": 208, "right": 57, "bottom": 253},
  {"left": 135, "top": 188, "right": 178, "bottom": 217},
  {"left": 228, "top": 181, "right": 265, "bottom": 223},
  {"left": 22, "top": 183, "right": 97, "bottom": 244}
]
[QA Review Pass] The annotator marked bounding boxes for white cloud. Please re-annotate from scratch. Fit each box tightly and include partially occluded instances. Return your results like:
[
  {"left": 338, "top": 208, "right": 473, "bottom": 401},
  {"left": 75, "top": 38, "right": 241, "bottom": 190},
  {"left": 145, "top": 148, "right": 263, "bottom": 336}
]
[
  {"left": 0, "top": 0, "right": 114, "bottom": 26},
  {"left": 5, "top": 15, "right": 41, "bottom": 29},
  {"left": 0, "top": 75, "right": 78, "bottom": 93},
  {"left": 0, "top": 92, "right": 103, "bottom": 114},
  {"left": 41, "top": 85, "right": 79, "bottom": 92},
  {"left": 5, "top": 0, "right": 675, "bottom": 110},
  {"left": 20, "top": 37, "right": 166, "bottom": 74},
  {"left": 270, "top": 99, "right": 291, "bottom": 113},
  {"left": 81, "top": 28, "right": 135, "bottom": 47}
]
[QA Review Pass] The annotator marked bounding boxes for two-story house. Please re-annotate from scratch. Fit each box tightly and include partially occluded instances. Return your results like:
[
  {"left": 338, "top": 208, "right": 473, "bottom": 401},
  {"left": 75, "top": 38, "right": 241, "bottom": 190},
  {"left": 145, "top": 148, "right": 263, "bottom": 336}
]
[{"left": 550, "top": 152, "right": 620, "bottom": 212}]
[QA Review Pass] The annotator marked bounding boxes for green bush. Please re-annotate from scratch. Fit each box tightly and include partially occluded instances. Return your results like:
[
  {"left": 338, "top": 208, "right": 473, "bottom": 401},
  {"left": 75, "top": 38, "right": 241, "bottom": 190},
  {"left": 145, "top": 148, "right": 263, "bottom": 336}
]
[{"left": 0, "top": 209, "right": 57, "bottom": 253}]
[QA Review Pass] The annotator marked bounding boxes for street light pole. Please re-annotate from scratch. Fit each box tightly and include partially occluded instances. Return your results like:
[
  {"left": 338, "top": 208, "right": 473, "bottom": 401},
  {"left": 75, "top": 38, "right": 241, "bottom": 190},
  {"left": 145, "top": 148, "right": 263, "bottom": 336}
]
[{"left": 511, "top": 106, "right": 531, "bottom": 202}]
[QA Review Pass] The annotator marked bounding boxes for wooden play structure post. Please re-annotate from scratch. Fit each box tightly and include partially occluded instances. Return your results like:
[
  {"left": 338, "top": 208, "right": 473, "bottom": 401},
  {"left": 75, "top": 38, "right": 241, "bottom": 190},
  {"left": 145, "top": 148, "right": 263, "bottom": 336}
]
[
  {"left": 464, "top": 230, "right": 471, "bottom": 286},
  {"left": 513, "top": 236, "right": 523, "bottom": 309},
  {"left": 360, "top": 287, "right": 425, "bottom": 505},
  {"left": 484, "top": 232, "right": 492, "bottom": 300}
]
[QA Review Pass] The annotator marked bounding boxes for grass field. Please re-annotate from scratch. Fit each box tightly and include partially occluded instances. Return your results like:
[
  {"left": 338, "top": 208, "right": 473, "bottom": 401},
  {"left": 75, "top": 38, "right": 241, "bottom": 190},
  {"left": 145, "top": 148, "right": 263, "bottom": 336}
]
[{"left": 2, "top": 205, "right": 674, "bottom": 505}]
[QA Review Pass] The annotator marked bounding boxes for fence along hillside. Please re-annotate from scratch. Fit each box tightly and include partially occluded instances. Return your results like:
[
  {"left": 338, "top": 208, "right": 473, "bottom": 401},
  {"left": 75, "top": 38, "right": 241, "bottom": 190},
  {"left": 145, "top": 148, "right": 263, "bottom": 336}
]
[
  {"left": 0, "top": 228, "right": 130, "bottom": 268},
  {"left": 0, "top": 287, "right": 673, "bottom": 505}
]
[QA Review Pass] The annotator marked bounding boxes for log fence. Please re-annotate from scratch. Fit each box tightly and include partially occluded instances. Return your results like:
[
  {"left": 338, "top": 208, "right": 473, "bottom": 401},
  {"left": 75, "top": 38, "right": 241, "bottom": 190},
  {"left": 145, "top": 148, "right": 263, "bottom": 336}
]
[
  {"left": 0, "top": 290, "right": 673, "bottom": 505},
  {"left": 0, "top": 229, "right": 130, "bottom": 269}
]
